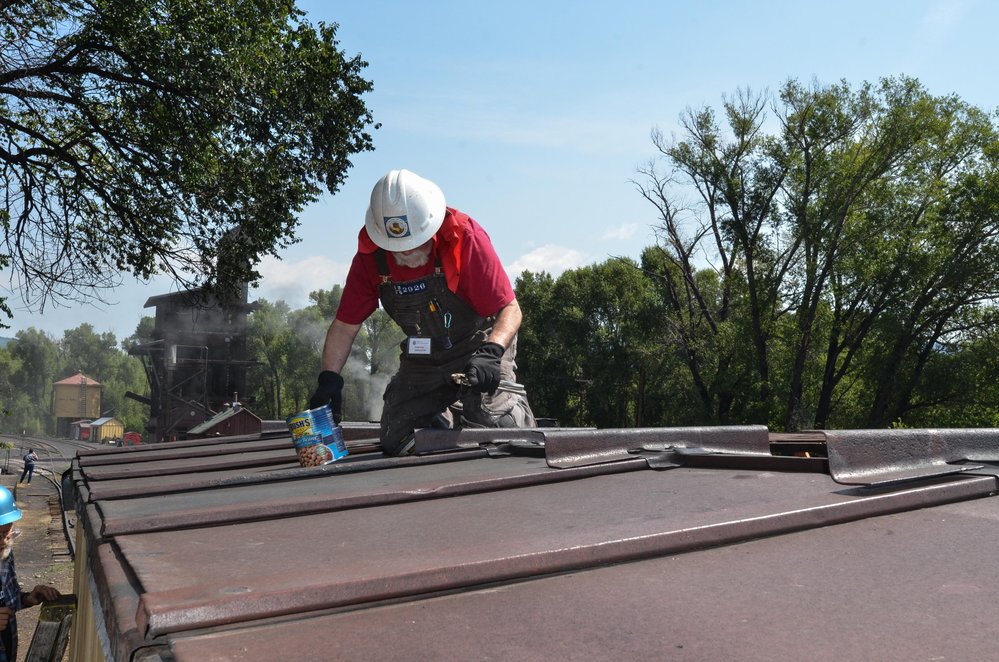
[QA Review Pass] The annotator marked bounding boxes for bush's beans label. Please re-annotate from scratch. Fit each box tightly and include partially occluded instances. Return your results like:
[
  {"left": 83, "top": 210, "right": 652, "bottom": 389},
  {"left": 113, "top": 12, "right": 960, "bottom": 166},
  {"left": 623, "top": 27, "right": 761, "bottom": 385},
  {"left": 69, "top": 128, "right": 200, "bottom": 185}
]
[{"left": 286, "top": 405, "right": 349, "bottom": 467}]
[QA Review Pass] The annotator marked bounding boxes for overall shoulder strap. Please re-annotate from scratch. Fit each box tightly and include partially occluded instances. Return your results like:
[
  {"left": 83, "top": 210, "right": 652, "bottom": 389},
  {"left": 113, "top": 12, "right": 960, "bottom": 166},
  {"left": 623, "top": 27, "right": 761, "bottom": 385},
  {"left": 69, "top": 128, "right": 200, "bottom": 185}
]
[{"left": 374, "top": 250, "right": 391, "bottom": 283}]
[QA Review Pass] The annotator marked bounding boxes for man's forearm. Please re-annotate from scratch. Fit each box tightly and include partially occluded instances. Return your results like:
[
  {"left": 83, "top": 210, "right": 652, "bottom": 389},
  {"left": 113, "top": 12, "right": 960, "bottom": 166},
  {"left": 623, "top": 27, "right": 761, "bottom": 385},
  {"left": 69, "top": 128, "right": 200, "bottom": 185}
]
[
  {"left": 321, "top": 319, "right": 362, "bottom": 373},
  {"left": 486, "top": 298, "right": 522, "bottom": 349}
]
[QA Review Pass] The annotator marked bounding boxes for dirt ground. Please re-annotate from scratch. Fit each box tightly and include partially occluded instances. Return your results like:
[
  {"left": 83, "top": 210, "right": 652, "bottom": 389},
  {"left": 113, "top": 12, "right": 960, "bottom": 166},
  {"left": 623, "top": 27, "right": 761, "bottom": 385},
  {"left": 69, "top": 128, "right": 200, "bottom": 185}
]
[{"left": 3, "top": 472, "right": 76, "bottom": 662}]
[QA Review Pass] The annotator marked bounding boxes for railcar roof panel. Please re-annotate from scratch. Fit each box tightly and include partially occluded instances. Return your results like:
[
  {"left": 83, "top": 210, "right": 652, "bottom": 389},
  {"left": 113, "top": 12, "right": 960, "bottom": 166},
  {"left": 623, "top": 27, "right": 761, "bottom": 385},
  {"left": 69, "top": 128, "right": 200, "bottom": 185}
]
[{"left": 164, "top": 496, "right": 999, "bottom": 662}]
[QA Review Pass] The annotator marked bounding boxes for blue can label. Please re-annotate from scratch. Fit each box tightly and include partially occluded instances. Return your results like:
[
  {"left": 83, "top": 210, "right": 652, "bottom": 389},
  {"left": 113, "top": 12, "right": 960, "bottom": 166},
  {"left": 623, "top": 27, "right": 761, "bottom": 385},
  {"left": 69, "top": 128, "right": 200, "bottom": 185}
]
[{"left": 286, "top": 405, "right": 349, "bottom": 467}]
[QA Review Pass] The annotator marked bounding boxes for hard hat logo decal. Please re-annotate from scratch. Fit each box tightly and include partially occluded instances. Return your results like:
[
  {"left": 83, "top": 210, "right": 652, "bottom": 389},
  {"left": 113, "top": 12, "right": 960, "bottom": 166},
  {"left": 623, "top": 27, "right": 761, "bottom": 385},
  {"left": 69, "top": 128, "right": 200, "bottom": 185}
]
[{"left": 384, "top": 216, "right": 411, "bottom": 238}]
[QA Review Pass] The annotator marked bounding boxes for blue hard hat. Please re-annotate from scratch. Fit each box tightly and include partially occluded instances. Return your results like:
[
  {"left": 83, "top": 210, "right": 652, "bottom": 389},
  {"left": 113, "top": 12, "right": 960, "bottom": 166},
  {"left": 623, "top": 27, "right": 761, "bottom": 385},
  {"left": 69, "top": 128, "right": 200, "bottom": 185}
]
[{"left": 0, "top": 486, "right": 23, "bottom": 526}]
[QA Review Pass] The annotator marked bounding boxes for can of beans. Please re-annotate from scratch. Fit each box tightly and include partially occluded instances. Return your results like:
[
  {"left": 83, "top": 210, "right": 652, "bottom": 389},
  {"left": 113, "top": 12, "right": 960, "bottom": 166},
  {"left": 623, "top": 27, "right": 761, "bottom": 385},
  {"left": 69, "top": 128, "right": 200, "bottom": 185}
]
[{"left": 286, "top": 405, "right": 349, "bottom": 468}]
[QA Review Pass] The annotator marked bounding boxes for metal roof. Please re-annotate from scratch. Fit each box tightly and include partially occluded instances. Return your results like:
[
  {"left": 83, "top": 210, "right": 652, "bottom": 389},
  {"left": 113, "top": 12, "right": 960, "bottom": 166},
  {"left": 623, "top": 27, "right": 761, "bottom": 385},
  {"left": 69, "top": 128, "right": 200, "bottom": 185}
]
[
  {"left": 53, "top": 372, "right": 100, "bottom": 386},
  {"left": 67, "top": 424, "right": 999, "bottom": 661},
  {"left": 186, "top": 406, "right": 261, "bottom": 435}
]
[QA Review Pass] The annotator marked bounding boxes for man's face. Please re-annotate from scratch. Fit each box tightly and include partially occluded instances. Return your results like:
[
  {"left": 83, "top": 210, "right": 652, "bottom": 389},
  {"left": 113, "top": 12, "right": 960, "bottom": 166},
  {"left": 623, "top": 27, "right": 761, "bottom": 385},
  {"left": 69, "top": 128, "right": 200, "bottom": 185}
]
[
  {"left": 0, "top": 523, "right": 19, "bottom": 558},
  {"left": 392, "top": 240, "right": 433, "bottom": 268}
]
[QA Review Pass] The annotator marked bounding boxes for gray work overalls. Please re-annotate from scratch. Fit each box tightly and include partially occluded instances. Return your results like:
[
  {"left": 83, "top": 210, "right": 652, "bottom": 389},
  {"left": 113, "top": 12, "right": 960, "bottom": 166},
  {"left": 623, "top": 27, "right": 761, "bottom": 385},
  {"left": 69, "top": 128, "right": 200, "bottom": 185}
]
[{"left": 375, "top": 249, "right": 535, "bottom": 455}]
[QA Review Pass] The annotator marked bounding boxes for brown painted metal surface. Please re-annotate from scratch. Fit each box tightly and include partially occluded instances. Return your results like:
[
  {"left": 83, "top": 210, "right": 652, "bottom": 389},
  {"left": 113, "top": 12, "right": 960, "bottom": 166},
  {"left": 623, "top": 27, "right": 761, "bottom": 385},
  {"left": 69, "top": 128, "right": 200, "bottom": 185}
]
[
  {"left": 67, "top": 426, "right": 999, "bottom": 661},
  {"left": 166, "top": 496, "right": 999, "bottom": 662},
  {"left": 95, "top": 456, "right": 642, "bottom": 535},
  {"left": 76, "top": 436, "right": 294, "bottom": 466},
  {"left": 124, "top": 470, "right": 993, "bottom": 636}
]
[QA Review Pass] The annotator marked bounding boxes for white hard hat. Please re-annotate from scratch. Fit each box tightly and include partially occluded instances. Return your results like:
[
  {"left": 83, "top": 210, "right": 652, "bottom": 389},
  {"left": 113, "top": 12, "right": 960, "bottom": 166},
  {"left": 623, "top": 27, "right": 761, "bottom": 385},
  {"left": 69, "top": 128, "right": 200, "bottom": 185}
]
[{"left": 364, "top": 169, "right": 446, "bottom": 251}]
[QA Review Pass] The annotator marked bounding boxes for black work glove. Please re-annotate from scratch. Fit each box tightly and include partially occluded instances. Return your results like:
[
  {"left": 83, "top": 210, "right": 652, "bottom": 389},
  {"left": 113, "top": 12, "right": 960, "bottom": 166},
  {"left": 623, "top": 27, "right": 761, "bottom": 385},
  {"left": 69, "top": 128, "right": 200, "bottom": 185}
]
[
  {"left": 463, "top": 342, "right": 504, "bottom": 395},
  {"left": 309, "top": 371, "right": 345, "bottom": 423}
]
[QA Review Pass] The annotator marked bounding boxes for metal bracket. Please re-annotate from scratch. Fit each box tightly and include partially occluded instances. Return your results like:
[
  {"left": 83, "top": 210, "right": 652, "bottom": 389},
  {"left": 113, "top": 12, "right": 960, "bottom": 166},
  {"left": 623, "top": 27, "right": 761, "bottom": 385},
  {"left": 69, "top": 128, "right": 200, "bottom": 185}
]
[
  {"left": 413, "top": 428, "right": 547, "bottom": 456},
  {"left": 825, "top": 428, "right": 998, "bottom": 486},
  {"left": 413, "top": 426, "right": 772, "bottom": 469},
  {"left": 542, "top": 426, "right": 771, "bottom": 468}
]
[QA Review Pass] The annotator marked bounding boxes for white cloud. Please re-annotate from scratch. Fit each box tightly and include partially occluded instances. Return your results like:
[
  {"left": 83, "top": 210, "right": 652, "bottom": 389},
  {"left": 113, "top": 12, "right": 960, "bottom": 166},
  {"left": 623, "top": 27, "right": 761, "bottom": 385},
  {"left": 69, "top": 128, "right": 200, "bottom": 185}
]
[
  {"left": 918, "top": 0, "right": 969, "bottom": 45},
  {"left": 505, "top": 245, "right": 589, "bottom": 279},
  {"left": 254, "top": 255, "right": 349, "bottom": 307},
  {"left": 600, "top": 223, "right": 640, "bottom": 241}
]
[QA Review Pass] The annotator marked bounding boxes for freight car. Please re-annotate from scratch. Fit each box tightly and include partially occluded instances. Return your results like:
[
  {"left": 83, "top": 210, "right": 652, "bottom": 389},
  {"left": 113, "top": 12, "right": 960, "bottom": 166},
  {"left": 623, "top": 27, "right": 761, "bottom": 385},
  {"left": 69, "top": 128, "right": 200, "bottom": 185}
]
[{"left": 64, "top": 425, "right": 999, "bottom": 661}]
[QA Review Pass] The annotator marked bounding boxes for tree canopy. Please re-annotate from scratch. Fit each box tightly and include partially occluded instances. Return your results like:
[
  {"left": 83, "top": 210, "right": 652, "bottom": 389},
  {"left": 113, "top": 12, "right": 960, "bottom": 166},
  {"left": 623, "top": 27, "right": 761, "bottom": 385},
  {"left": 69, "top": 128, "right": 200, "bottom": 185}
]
[
  {"left": 626, "top": 77, "right": 999, "bottom": 430},
  {"left": 0, "top": 0, "right": 377, "bottom": 314},
  {"left": 4, "top": 72, "right": 998, "bottom": 435}
]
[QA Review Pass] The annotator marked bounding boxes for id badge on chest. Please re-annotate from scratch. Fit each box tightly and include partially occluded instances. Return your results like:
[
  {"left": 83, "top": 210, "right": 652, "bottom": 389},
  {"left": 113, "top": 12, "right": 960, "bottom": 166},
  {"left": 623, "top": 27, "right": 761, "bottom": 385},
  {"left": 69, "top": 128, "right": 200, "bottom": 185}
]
[{"left": 406, "top": 336, "right": 432, "bottom": 356}]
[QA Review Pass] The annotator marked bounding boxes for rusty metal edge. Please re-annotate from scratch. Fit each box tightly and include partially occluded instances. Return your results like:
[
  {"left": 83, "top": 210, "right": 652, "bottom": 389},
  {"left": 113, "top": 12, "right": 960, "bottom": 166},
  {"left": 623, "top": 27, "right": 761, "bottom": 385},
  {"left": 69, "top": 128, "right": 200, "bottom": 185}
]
[
  {"left": 80, "top": 449, "right": 299, "bottom": 481},
  {"left": 84, "top": 449, "right": 490, "bottom": 503},
  {"left": 825, "top": 429, "right": 999, "bottom": 485},
  {"left": 91, "top": 542, "right": 152, "bottom": 662},
  {"left": 100, "top": 458, "right": 648, "bottom": 536},
  {"left": 76, "top": 438, "right": 294, "bottom": 467},
  {"left": 76, "top": 424, "right": 380, "bottom": 459},
  {"left": 74, "top": 429, "right": 289, "bottom": 457},
  {"left": 135, "top": 474, "right": 998, "bottom": 637}
]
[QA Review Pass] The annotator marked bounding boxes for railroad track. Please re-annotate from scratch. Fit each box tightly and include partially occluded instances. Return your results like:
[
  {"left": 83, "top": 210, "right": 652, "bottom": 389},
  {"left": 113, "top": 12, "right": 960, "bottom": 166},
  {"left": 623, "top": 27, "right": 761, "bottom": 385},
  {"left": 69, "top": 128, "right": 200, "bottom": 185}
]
[{"left": 1, "top": 434, "right": 91, "bottom": 560}]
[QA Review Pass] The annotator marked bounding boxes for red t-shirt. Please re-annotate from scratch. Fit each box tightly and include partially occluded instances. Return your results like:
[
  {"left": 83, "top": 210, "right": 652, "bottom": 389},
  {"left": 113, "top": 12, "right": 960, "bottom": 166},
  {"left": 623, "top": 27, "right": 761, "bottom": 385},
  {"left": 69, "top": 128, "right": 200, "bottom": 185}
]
[{"left": 335, "top": 208, "right": 515, "bottom": 324}]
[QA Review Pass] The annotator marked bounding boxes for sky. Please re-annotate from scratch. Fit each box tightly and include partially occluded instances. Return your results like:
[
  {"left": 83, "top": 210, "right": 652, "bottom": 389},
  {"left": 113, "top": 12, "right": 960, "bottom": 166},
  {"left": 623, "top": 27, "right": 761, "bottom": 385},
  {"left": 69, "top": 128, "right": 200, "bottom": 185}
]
[{"left": 4, "top": 0, "right": 998, "bottom": 340}]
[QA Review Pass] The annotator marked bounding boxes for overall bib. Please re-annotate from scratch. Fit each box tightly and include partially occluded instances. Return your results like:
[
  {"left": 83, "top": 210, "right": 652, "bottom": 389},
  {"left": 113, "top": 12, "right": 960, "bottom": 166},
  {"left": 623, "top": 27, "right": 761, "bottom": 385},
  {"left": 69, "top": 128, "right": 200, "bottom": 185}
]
[{"left": 375, "top": 250, "right": 535, "bottom": 455}]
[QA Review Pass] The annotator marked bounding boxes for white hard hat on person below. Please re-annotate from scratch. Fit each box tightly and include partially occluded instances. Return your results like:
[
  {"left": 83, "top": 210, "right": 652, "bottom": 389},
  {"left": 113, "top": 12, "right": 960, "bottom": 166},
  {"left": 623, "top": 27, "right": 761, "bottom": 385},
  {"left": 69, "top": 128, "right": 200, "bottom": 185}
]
[{"left": 364, "top": 169, "right": 446, "bottom": 252}]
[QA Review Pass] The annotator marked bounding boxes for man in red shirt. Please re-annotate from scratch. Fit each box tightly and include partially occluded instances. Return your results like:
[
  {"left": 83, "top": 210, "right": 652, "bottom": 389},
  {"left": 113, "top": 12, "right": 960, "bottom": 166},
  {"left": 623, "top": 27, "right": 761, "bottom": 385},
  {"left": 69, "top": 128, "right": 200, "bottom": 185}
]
[{"left": 310, "top": 169, "right": 536, "bottom": 455}]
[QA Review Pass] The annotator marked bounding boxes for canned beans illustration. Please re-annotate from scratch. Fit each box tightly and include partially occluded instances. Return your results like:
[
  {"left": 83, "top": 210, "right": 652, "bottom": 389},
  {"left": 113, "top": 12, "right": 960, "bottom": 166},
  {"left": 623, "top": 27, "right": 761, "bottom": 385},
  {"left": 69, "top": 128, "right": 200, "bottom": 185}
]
[{"left": 286, "top": 405, "right": 349, "bottom": 467}]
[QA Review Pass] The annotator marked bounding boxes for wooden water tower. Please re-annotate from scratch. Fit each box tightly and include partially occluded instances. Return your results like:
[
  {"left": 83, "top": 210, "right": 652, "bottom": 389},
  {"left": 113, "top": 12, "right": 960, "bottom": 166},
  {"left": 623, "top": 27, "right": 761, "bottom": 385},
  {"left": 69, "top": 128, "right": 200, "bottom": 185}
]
[{"left": 52, "top": 373, "right": 102, "bottom": 437}]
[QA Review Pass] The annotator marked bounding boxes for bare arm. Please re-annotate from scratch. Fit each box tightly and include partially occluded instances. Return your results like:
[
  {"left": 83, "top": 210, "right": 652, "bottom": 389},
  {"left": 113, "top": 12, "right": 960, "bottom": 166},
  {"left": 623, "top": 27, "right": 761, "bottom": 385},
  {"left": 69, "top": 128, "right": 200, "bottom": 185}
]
[
  {"left": 21, "top": 585, "right": 61, "bottom": 608},
  {"left": 486, "top": 297, "right": 522, "bottom": 349},
  {"left": 320, "top": 318, "right": 362, "bottom": 373}
]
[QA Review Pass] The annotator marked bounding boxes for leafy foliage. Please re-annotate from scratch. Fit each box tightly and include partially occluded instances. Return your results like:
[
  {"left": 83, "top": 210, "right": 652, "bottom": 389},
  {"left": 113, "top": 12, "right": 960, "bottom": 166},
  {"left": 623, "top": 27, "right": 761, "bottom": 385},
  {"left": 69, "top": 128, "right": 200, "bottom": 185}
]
[
  {"left": 0, "top": 322, "right": 148, "bottom": 435},
  {"left": 0, "top": 0, "right": 377, "bottom": 314},
  {"left": 630, "top": 77, "right": 999, "bottom": 430}
]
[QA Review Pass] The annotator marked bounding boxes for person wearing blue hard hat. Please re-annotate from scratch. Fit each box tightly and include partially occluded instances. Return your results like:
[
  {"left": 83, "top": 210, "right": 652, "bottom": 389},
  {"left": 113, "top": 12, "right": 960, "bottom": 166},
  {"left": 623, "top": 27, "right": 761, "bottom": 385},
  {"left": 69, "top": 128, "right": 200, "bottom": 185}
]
[{"left": 0, "top": 486, "right": 61, "bottom": 661}]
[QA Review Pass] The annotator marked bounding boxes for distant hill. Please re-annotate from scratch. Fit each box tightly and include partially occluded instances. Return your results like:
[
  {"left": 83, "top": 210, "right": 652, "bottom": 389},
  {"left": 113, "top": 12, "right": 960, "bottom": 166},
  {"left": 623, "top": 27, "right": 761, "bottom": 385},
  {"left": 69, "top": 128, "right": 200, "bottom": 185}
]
[{"left": 0, "top": 337, "right": 12, "bottom": 348}]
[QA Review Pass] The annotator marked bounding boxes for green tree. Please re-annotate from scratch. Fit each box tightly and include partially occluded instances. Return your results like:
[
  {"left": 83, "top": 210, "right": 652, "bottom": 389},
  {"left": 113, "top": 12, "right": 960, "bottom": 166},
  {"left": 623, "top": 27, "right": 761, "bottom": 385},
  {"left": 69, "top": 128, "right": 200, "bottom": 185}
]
[
  {"left": 513, "top": 271, "right": 558, "bottom": 410},
  {"left": 638, "top": 88, "right": 781, "bottom": 425},
  {"left": 59, "top": 324, "right": 119, "bottom": 382},
  {"left": 122, "top": 316, "right": 157, "bottom": 352},
  {"left": 772, "top": 78, "right": 993, "bottom": 429},
  {"left": 517, "top": 260, "right": 665, "bottom": 428},
  {"left": 246, "top": 299, "right": 295, "bottom": 418},
  {"left": 637, "top": 247, "right": 757, "bottom": 425},
  {"left": 0, "top": 349, "right": 20, "bottom": 426},
  {"left": 97, "top": 350, "right": 149, "bottom": 433},
  {"left": 7, "top": 329, "right": 59, "bottom": 431},
  {"left": 861, "top": 166, "right": 999, "bottom": 426},
  {"left": 638, "top": 76, "right": 999, "bottom": 430},
  {"left": 901, "top": 311, "right": 999, "bottom": 427},
  {"left": 0, "top": 0, "right": 376, "bottom": 316},
  {"left": 309, "top": 288, "right": 344, "bottom": 321}
]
